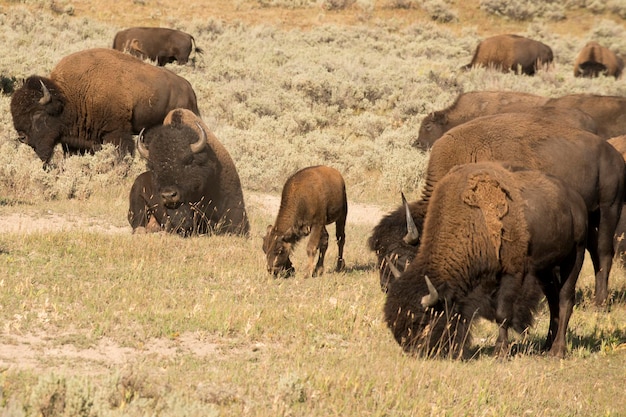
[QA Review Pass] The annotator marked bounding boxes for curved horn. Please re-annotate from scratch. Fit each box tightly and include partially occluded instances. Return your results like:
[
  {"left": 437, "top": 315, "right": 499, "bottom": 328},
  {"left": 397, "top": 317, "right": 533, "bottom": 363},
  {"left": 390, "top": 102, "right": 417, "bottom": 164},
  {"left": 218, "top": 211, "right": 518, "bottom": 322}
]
[
  {"left": 402, "top": 192, "right": 419, "bottom": 245},
  {"left": 190, "top": 122, "right": 207, "bottom": 154},
  {"left": 39, "top": 80, "right": 51, "bottom": 105},
  {"left": 384, "top": 255, "right": 402, "bottom": 279},
  {"left": 420, "top": 275, "right": 439, "bottom": 309},
  {"left": 137, "top": 128, "right": 149, "bottom": 160}
]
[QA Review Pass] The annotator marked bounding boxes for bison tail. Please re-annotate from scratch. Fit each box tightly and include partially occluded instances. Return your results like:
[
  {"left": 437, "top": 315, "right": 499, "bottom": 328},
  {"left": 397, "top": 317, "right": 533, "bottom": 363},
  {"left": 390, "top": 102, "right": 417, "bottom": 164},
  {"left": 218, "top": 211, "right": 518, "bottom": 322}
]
[{"left": 195, "top": 47, "right": 204, "bottom": 55}]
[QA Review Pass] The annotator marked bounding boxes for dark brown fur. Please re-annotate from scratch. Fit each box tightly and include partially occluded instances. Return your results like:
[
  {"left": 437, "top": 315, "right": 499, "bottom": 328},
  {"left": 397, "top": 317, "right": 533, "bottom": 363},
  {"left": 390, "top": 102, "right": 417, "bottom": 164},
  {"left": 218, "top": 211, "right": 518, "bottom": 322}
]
[
  {"left": 607, "top": 135, "right": 626, "bottom": 265},
  {"left": 10, "top": 48, "right": 199, "bottom": 165},
  {"left": 128, "top": 109, "right": 249, "bottom": 237},
  {"left": 263, "top": 166, "right": 347, "bottom": 277},
  {"left": 545, "top": 94, "right": 626, "bottom": 139},
  {"left": 113, "top": 27, "right": 203, "bottom": 66},
  {"left": 574, "top": 41, "right": 623, "bottom": 79},
  {"left": 462, "top": 34, "right": 553, "bottom": 75},
  {"left": 384, "top": 162, "right": 587, "bottom": 358},
  {"left": 414, "top": 91, "right": 597, "bottom": 149}
]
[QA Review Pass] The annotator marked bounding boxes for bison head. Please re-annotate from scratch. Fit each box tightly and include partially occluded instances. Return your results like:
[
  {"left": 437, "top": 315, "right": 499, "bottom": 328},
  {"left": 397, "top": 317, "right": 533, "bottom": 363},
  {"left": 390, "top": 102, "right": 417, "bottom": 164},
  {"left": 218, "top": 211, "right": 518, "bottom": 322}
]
[
  {"left": 10, "top": 76, "right": 65, "bottom": 164},
  {"left": 137, "top": 122, "right": 217, "bottom": 236},
  {"left": 262, "top": 225, "right": 296, "bottom": 277},
  {"left": 414, "top": 111, "right": 447, "bottom": 150}
]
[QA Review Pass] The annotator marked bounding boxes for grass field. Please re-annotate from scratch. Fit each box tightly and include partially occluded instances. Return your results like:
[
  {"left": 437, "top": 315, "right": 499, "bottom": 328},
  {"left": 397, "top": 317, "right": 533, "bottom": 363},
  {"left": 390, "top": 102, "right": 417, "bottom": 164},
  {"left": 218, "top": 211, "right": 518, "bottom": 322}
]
[{"left": 0, "top": 1, "right": 625, "bottom": 416}]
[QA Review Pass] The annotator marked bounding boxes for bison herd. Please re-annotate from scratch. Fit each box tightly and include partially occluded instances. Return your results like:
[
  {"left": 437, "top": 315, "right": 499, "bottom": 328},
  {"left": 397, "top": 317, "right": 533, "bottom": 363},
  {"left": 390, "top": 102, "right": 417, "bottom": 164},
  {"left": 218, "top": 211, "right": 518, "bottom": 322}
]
[{"left": 8, "top": 27, "right": 626, "bottom": 360}]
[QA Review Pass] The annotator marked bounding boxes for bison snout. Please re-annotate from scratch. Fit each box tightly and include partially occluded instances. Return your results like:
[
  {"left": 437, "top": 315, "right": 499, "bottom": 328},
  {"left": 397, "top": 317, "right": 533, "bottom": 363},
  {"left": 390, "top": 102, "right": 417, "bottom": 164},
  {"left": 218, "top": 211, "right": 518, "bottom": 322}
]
[{"left": 160, "top": 188, "right": 181, "bottom": 207}]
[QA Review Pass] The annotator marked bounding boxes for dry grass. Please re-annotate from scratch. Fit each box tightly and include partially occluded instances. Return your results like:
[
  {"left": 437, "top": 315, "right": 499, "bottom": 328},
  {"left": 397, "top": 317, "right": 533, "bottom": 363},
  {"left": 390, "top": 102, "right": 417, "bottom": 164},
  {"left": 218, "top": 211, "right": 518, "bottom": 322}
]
[{"left": 0, "top": 1, "right": 625, "bottom": 416}]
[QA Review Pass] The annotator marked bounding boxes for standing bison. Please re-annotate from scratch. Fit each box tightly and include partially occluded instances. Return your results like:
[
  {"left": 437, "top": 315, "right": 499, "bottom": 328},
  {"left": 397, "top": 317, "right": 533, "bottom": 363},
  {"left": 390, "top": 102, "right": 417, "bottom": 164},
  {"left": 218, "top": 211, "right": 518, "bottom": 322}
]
[
  {"left": 462, "top": 34, "right": 553, "bottom": 75},
  {"left": 263, "top": 166, "right": 347, "bottom": 277},
  {"left": 607, "top": 135, "right": 626, "bottom": 265},
  {"left": 128, "top": 109, "right": 249, "bottom": 237},
  {"left": 371, "top": 113, "right": 625, "bottom": 306},
  {"left": 10, "top": 48, "right": 199, "bottom": 166},
  {"left": 113, "top": 27, "right": 203, "bottom": 66},
  {"left": 574, "top": 41, "right": 623, "bottom": 79},
  {"left": 413, "top": 91, "right": 599, "bottom": 149},
  {"left": 384, "top": 161, "right": 587, "bottom": 358}
]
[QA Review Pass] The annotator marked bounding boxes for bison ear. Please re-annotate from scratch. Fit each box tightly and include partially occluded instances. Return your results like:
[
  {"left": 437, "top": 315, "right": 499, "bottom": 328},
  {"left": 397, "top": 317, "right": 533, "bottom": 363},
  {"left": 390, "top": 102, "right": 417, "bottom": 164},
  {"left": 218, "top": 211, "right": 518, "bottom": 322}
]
[
  {"left": 432, "top": 111, "right": 447, "bottom": 124},
  {"left": 44, "top": 99, "right": 63, "bottom": 116}
]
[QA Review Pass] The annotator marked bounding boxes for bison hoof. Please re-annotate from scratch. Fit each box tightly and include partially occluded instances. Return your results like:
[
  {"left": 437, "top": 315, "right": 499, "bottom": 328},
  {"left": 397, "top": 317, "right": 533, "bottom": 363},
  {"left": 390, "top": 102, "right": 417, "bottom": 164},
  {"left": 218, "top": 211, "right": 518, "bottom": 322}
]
[{"left": 335, "top": 258, "right": 346, "bottom": 273}]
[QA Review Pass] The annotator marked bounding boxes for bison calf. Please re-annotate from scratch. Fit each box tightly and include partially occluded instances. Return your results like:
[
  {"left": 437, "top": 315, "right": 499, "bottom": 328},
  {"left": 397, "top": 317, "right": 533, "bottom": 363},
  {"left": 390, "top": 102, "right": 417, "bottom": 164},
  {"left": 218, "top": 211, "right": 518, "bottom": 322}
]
[
  {"left": 263, "top": 165, "right": 347, "bottom": 277},
  {"left": 384, "top": 161, "right": 588, "bottom": 359}
]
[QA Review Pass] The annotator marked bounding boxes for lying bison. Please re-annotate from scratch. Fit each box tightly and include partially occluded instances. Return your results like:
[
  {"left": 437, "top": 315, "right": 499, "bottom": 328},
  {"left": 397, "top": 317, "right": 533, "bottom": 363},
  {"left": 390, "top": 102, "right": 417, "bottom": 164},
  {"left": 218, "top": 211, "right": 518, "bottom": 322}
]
[
  {"left": 371, "top": 113, "right": 625, "bottom": 306},
  {"left": 113, "top": 27, "right": 203, "bottom": 66},
  {"left": 545, "top": 93, "right": 626, "bottom": 139},
  {"left": 384, "top": 161, "right": 587, "bottom": 358},
  {"left": 574, "top": 41, "right": 623, "bottom": 79},
  {"left": 462, "top": 34, "right": 553, "bottom": 75},
  {"left": 263, "top": 165, "right": 347, "bottom": 277},
  {"left": 413, "top": 90, "right": 600, "bottom": 149},
  {"left": 129, "top": 109, "right": 249, "bottom": 236},
  {"left": 10, "top": 48, "right": 199, "bottom": 166}
]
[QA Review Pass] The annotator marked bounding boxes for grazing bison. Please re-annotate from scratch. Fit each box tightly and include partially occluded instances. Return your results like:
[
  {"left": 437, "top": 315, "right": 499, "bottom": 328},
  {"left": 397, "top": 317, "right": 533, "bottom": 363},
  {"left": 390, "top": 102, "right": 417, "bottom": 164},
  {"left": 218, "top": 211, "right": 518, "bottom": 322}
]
[
  {"left": 371, "top": 113, "right": 625, "bottom": 306},
  {"left": 545, "top": 94, "right": 626, "bottom": 139},
  {"left": 10, "top": 48, "right": 199, "bottom": 166},
  {"left": 462, "top": 34, "right": 553, "bottom": 75},
  {"left": 413, "top": 90, "right": 600, "bottom": 149},
  {"left": 113, "top": 27, "right": 203, "bottom": 66},
  {"left": 574, "top": 41, "right": 623, "bottom": 79},
  {"left": 263, "top": 165, "right": 347, "bottom": 277},
  {"left": 129, "top": 109, "right": 249, "bottom": 236},
  {"left": 384, "top": 161, "right": 587, "bottom": 358}
]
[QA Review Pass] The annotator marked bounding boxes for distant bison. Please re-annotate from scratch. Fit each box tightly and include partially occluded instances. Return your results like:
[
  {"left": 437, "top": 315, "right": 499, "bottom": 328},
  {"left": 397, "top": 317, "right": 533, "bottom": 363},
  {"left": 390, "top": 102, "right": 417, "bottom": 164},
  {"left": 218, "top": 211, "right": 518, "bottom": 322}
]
[
  {"left": 263, "top": 165, "right": 347, "bottom": 277},
  {"left": 10, "top": 48, "right": 199, "bottom": 166},
  {"left": 414, "top": 91, "right": 599, "bottom": 149},
  {"left": 384, "top": 161, "right": 587, "bottom": 358},
  {"left": 129, "top": 109, "right": 249, "bottom": 236},
  {"left": 462, "top": 34, "right": 553, "bottom": 75},
  {"left": 574, "top": 41, "right": 623, "bottom": 79},
  {"left": 545, "top": 93, "right": 626, "bottom": 139},
  {"left": 113, "top": 27, "right": 203, "bottom": 66},
  {"left": 371, "top": 113, "right": 625, "bottom": 306}
]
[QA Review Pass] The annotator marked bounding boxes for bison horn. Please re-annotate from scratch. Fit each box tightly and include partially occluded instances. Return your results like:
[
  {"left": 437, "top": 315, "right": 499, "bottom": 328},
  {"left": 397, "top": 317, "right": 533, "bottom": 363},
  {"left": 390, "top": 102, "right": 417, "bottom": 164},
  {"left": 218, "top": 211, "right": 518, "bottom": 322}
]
[
  {"left": 402, "top": 192, "right": 419, "bottom": 245},
  {"left": 137, "top": 128, "right": 149, "bottom": 159},
  {"left": 420, "top": 275, "right": 439, "bottom": 309},
  {"left": 384, "top": 255, "right": 402, "bottom": 279},
  {"left": 38, "top": 80, "right": 51, "bottom": 105},
  {"left": 190, "top": 122, "right": 207, "bottom": 154}
]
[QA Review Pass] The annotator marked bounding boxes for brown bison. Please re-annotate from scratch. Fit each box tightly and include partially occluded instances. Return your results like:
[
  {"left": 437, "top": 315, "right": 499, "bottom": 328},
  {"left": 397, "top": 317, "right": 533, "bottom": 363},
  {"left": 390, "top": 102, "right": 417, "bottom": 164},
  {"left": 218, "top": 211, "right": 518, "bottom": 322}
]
[
  {"left": 574, "top": 41, "right": 623, "bottom": 79},
  {"left": 10, "top": 48, "right": 199, "bottom": 166},
  {"left": 545, "top": 94, "right": 626, "bottom": 139},
  {"left": 384, "top": 161, "right": 588, "bottom": 358},
  {"left": 113, "top": 27, "right": 203, "bottom": 66},
  {"left": 607, "top": 135, "right": 626, "bottom": 264},
  {"left": 371, "top": 113, "right": 625, "bottom": 306},
  {"left": 129, "top": 109, "right": 249, "bottom": 237},
  {"left": 263, "top": 165, "right": 347, "bottom": 277},
  {"left": 413, "top": 90, "right": 600, "bottom": 149},
  {"left": 462, "top": 34, "right": 553, "bottom": 75}
]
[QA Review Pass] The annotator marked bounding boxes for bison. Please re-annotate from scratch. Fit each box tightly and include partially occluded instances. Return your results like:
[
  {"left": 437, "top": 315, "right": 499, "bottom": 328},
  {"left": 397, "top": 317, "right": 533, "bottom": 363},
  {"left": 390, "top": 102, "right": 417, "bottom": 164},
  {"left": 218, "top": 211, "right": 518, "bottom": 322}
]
[
  {"left": 371, "top": 113, "right": 625, "bottom": 306},
  {"left": 113, "top": 27, "right": 203, "bottom": 66},
  {"left": 462, "top": 34, "right": 553, "bottom": 75},
  {"left": 544, "top": 93, "right": 626, "bottom": 139},
  {"left": 10, "top": 48, "right": 199, "bottom": 166},
  {"left": 384, "top": 161, "right": 588, "bottom": 358},
  {"left": 413, "top": 90, "right": 599, "bottom": 150},
  {"left": 607, "top": 135, "right": 626, "bottom": 264},
  {"left": 574, "top": 41, "right": 624, "bottom": 79},
  {"left": 129, "top": 109, "right": 249, "bottom": 236},
  {"left": 263, "top": 165, "right": 347, "bottom": 277}
]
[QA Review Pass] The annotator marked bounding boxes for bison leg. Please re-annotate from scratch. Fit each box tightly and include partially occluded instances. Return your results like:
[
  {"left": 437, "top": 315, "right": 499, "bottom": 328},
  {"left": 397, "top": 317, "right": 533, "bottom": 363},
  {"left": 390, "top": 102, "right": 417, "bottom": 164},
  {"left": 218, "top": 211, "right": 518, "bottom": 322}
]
[
  {"left": 335, "top": 213, "right": 346, "bottom": 273},
  {"left": 588, "top": 206, "right": 620, "bottom": 306},
  {"left": 307, "top": 225, "right": 328, "bottom": 277},
  {"left": 538, "top": 271, "right": 560, "bottom": 352}
]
